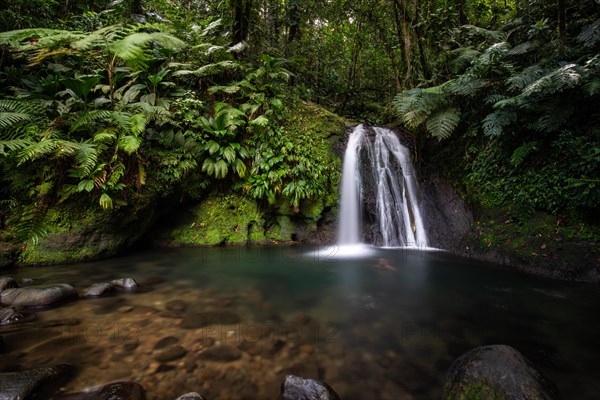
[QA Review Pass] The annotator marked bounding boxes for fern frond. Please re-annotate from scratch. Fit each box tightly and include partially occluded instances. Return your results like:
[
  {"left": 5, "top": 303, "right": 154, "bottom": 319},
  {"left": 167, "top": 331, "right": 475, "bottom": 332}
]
[
  {"left": 507, "top": 65, "right": 546, "bottom": 91},
  {"left": 74, "top": 142, "right": 98, "bottom": 176},
  {"left": 172, "top": 60, "right": 241, "bottom": 77},
  {"left": 482, "top": 110, "right": 517, "bottom": 137},
  {"left": 450, "top": 47, "right": 481, "bottom": 72},
  {"left": 510, "top": 141, "right": 538, "bottom": 166},
  {"left": 109, "top": 31, "right": 185, "bottom": 68},
  {"left": 70, "top": 110, "right": 114, "bottom": 132},
  {"left": 461, "top": 25, "right": 507, "bottom": 42},
  {"left": 0, "top": 112, "right": 31, "bottom": 128},
  {"left": 394, "top": 88, "right": 445, "bottom": 129},
  {"left": 507, "top": 41, "right": 539, "bottom": 56},
  {"left": 532, "top": 102, "right": 574, "bottom": 133},
  {"left": 426, "top": 108, "right": 461, "bottom": 140},
  {"left": 522, "top": 64, "right": 581, "bottom": 97},
  {"left": 578, "top": 19, "right": 600, "bottom": 48}
]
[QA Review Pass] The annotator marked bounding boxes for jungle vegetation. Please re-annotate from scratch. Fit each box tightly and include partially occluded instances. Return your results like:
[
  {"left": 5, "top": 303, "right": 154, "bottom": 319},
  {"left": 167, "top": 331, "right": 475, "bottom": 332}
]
[{"left": 0, "top": 0, "right": 598, "bottom": 246}]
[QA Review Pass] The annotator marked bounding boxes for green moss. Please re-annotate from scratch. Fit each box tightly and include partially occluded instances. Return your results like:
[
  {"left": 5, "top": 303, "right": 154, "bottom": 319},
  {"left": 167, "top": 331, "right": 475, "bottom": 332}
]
[
  {"left": 266, "top": 215, "right": 294, "bottom": 242},
  {"left": 171, "top": 193, "right": 264, "bottom": 246},
  {"left": 446, "top": 382, "right": 508, "bottom": 400}
]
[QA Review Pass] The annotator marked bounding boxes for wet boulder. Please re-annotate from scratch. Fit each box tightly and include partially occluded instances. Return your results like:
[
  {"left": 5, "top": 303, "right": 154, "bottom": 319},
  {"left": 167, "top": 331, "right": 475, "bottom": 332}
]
[
  {"left": 0, "top": 306, "right": 25, "bottom": 325},
  {"left": 0, "top": 276, "right": 17, "bottom": 292},
  {"left": 0, "top": 364, "right": 73, "bottom": 400},
  {"left": 82, "top": 282, "right": 116, "bottom": 297},
  {"left": 110, "top": 278, "right": 139, "bottom": 290},
  {"left": 199, "top": 345, "right": 242, "bottom": 362},
  {"left": 0, "top": 283, "right": 77, "bottom": 307},
  {"left": 443, "top": 344, "right": 558, "bottom": 400},
  {"left": 280, "top": 375, "right": 340, "bottom": 400},
  {"left": 175, "top": 393, "right": 207, "bottom": 400},
  {"left": 58, "top": 381, "right": 145, "bottom": 399}
]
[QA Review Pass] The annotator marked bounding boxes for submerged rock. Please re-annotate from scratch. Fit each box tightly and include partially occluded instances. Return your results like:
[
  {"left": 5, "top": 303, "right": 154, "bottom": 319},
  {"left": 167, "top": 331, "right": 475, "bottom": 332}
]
[
  {"left": 0, "top": 364, "right": 73, "bottom": 400},
  {"left": 443, "top": 344, "right": 558, "bottom": 400},
  {"left": 154, "top": 336, "right": 180, "bottom": 350},
  {"left": 0, "top": 276, "right": 18, "bottom": 292},
  {"left": 179, "top": 311, "right": 240, "bottom": 329},
  {"left": 110, "top": 278, "right": 139, "bottom": 290},
  {"left": 198, "top": 345, "right": 242, "bottom": 362},
  {"left": 0, "top": 283, "right": 77, "bottom": 307},
  {"left": 155, "top": 345, "right": 187, "bottom": 363},
  {"left": 59, "top": 381, "right": 145, "bottom": 399},
  {"left": 82, "top": 282, "right": 116, "bottom": 297},
  {"left": 280, "top": 375, "right": 340, "bottom": 400}
]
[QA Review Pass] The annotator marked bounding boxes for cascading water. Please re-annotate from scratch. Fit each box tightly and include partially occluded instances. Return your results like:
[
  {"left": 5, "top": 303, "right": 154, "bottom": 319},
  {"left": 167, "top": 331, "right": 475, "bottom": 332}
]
[{"left": 337, "top": 124, "right": 429, "bottom": 248}]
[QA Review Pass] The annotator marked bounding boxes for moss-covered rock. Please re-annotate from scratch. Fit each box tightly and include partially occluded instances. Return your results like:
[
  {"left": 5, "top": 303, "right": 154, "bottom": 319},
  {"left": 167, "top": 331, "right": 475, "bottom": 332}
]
[
  {"left": 443, "top": 345, "right": 558, "bottom": 400},
  {"left": 18, "top": 197, "right": 158, "bottom": 265},
  {"left": 169, "top": 193, "right": 265, "bottom": 246}
]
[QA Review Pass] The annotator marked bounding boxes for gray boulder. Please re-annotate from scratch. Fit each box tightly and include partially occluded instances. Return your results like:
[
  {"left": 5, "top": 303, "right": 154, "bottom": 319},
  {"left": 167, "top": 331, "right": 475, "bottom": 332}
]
[
  {"left": 0, "top": 283, "right": 77, "bottom": 307},
  {"left": 0, "top": 364, "right": 73, "bottom": 400},
  {"left": 280, "top": 375, "right": 340, "bottom": 400},
  {"left": 175, "top": 393, "right": 207, "bottom": 400},
  {"left": 443, "top": 344, "right": 558, "bottom": 400},
  {"left": 58, "top": 381, "right": 145, "bottom": 399},
  {"left": 82, "top": 282, "right": 116, "bottom": 297},
  {"left": 110, "top": 278, "right": 139, "bottom": 290}
]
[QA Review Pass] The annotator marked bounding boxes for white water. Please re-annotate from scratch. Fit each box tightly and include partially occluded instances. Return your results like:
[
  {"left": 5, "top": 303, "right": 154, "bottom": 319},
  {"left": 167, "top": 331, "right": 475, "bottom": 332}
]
[
  {"left": 337, "top": 125, "right": 429, "bottom": 249},
  {"left": 337, "top": 125, "right": 365, "bottom": 245}
]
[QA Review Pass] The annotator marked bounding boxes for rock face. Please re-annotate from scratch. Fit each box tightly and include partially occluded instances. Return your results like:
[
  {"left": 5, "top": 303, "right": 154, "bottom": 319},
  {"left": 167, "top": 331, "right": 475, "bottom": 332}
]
[
  {"left": 59, "top": 381, "right": 145, "bottom": 400},
  {"left": 0, "top": 283, "right": 77, "bottom": 307},
  {"left": 443, "top": 345, "right": 558, "bottom": 400},
  {"left": 420, "top": 174, "right": 473, "bottom": 250},
  {"left": 280, "top": 375, "right": 340, "bottom": 400},
  {"left": 0, "top": 364, "right": 73, "bottom": 400}
]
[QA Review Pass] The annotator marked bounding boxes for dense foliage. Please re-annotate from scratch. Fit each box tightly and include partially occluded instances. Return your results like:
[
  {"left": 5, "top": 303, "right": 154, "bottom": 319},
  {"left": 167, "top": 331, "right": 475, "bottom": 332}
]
[{"left": 0, "top": 0, "right": 598, "bottom": 249}]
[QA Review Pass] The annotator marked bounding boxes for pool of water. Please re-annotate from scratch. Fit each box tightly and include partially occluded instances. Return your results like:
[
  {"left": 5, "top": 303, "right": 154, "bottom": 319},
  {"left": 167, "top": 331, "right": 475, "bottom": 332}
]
[{"left": 1, "top": 245, "right": 599, "bottom": 399}]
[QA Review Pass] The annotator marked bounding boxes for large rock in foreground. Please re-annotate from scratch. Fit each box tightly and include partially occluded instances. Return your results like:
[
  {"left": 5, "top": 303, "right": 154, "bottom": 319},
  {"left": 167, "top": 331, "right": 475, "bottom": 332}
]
[
  {"left": 58, "top": 381, "right": 145, "bottom": 399},
  {"left": 0, "top": 284, "right": 77, "bottom": 307},
  {"left": 0, "top": 365, "right": 73, "bottom": 400},
  {"left": 280, "top": 375, "right": 340, "bottom": 400},
  {"left": 443, "top": 345, "right": 558, "bottom": 400}
]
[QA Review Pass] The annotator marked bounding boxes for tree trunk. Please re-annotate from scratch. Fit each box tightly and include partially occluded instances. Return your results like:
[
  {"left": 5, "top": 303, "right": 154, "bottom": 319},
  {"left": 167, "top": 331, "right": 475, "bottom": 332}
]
[
  {"left": 558, "top": 0, "right": 566, "bottom": 42},
  {"left": 457, "top": 0, "right": 466, "bottom": 25},
  {"left": 414, "top": 0, "right": 431, "bottom": 82},
  {"left": 287, "top": 0, "right": 300, "bottom": 43},
  {"left": 231, "top": 0, "right": 253, "bottom": 45}
]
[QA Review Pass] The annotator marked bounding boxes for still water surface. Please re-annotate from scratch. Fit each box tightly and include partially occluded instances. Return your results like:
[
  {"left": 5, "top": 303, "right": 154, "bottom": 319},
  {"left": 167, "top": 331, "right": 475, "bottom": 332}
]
[{"left": 1, "top": 246, "right": 599, "bottom": 399}]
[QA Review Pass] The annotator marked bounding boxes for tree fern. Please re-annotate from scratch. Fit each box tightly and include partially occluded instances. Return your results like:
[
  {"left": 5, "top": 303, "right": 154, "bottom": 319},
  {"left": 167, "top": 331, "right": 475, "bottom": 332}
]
[
  {"left": 482, "top": 110, "right": 517, "bottom": 137},
  {"left": 507, "top": 65, "right": 546, "bottom": 91},
  {"left": 425, "top": 108, "right": 461, "bottom": 140},
  {"left": 577, "top": 19, "right": 600, "bottom": 48},
  {"left": 522, "top": 64, "right": 581, "bottom": 97}
]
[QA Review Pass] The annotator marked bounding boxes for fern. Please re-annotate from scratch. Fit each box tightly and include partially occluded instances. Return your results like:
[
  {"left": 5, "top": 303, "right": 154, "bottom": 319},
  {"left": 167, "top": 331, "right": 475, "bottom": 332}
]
[
  {"left": 507, "top": 41, "right": 539, "bottom": 56},
  {"left": 522, "top": 64, "right": 581, "bottom": 97},
  {"left": 482, "top": 110, "right": 517, "bottom": 137},
  {"left": 393, "top": 88, "right": 445, "bottom": 129},
  {"left": 461, "top": 25, "right": 507, "bottom": 42},
  {"left": 426, "top": 108, "right": 461, "bottom": 140},
  {"left": 450, "top": 47, "right": 481, "bottom": 72},
  {"left": 73, "top": 142, "right": 98, "bottom": 176},
  {"left": 511, "top": 141, "right": 538, "bottom": 166},
  {"left": 577, "top": 19, "right": 600, "bottom": 48},
  {"left": 532, "top": 102, "right": 574, "bottom": 133},
  {"left": 507, "top": 65, "right": 546, "bottom": 91}
]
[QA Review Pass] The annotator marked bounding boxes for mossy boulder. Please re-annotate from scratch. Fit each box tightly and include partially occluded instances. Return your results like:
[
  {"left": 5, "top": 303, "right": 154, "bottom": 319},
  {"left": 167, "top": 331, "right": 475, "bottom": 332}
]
[
  {"left": 169, "top": 193, "right": 265, "bottom": 246},
  {"left": 443, "top": 345, "right": 558, "bottom": 400},
  {"left": 18, "top": 200, "right": 158, "bottom": 265}
]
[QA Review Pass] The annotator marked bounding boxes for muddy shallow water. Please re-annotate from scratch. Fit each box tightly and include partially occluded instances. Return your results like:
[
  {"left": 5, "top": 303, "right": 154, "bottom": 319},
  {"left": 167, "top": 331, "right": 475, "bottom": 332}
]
[{"left": 1, "top": 246, "right": 599, "bottom": 399}]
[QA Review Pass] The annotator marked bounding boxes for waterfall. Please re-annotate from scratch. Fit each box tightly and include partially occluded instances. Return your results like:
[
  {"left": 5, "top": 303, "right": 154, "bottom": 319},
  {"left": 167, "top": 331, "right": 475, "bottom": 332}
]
[{"left": 337, "top": 125, "right": 429, "bottom": 248}]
